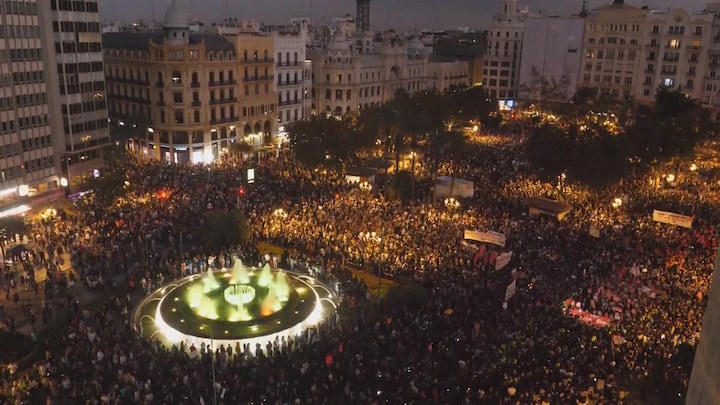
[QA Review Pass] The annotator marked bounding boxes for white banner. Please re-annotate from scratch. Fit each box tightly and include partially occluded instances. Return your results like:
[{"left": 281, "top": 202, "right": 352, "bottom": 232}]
[
  {"left": 652, "top": 209, "right": 693, "bottom": 228},
  {"left": 504, "top": 279, "right": 517, "bottom": 301},
  {"left": 495, "top": 251, "right": 513, "bottom": 270},
  {"left": 464, "top": 230, "right": 506, "bottom": 247}
]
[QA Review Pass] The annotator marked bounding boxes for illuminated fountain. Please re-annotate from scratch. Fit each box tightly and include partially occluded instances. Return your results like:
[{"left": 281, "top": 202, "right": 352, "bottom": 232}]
[
  {"left": 273, "top": 270, "right": 290, "bottom": 302},
  {"left": 257, "top": 263, "right": 273, "bottom": 287},
  {"left": 133, "top": 260, "right": 338, "bottom": 350},
  {"left": 230, "top": 256, "right": 250, "bottom": 284},
  {"left": 203, "top": 268, "right": 221, "bottom": 293}
]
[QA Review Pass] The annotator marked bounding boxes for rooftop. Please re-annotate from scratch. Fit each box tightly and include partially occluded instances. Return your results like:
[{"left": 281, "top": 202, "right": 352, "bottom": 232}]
[{"left": 102, "top": 32, "right": 235, "bottom": 52}]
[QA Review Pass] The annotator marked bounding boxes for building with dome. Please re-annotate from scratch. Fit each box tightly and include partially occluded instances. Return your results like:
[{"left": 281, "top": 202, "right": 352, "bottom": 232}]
[
  {"left": 308, "top": 16, "right": 470, "bottom": 116},
  {"left": 102, "top": 0, "right": 277, "bottom": 163}
]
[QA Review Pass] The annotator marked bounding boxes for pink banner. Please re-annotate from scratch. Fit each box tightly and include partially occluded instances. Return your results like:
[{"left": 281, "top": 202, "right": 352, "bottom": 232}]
[{"left": 564, "top": 299, "right": 611, "bottom": 328}]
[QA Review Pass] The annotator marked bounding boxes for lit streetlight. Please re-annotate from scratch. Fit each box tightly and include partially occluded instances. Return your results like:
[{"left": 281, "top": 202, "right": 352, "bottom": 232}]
[{"left": 444, "top": 197, "right": 460, "bottom": 210}]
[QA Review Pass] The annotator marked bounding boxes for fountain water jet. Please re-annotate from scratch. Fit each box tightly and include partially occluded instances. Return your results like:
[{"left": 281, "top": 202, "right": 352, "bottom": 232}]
[
  {"left": 257, "top": 264, "right": 273, "bottom": 287},
  {"left": 231, "top": 256, "right": 250, "bottom": 284},
  {"left": 187, "top": 284, "right": 204, "bottom": 308},
  {"left": 203, "top": 268, "right": 221, "bottom": 293},
  {"left": 273, "top": 270, "right": 290, "bottom": 302},
  {"left": 197, "top": 295, "right": 219, "bottom": 319},
  {"left": 229, "top": 303, "right": 252, "bottom": 322},
  {"left": 261, "top": 286, "right": 282, "bottom": 315}
]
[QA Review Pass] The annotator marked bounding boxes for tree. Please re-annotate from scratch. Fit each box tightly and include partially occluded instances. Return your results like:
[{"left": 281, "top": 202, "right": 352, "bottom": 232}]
[
  {"left": 201, "top": 211, "right": 250, "bottom": 248},
  {"left": 519, "top": 66, "right": 570, "bottom": 112},
  {"left": 287, "top": 116, "right": 358, "bottom": 169},
  {"left": 228, "top": 141, "right": 254, "bottom": 162}
]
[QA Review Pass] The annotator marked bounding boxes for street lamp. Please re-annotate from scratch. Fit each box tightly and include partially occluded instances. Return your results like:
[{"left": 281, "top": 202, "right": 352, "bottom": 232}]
[
  {"left": 359, "top": 181, "right": 372, "bottom": 192},
  {"left": 444, "top": 197, "right": 460, "bottom": 210}
]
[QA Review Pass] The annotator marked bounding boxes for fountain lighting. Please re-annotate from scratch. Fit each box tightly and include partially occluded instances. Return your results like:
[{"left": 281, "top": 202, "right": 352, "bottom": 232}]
[
  {"left": 257, "top": 263, "right": 273, "bottom": 287},
  {"left": 274, "top": 270, "right": 290, "bottom": 302},
  {"left": 203, "top": 268, "right": 221, "bottom": 293},
  {"left": 137, "top": 267, "right": 338, "bottom": 350},
  {"left": 187, "top": 284, "right": 204, "bottom": 308},
  {"left": 230, "top": 256, "right": 250, "bottom": 284}
]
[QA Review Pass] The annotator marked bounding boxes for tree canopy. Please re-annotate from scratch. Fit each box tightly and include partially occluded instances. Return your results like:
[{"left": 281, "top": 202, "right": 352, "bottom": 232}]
[{"left": 201, "top": 211, "right": 250, "bottom": 248}]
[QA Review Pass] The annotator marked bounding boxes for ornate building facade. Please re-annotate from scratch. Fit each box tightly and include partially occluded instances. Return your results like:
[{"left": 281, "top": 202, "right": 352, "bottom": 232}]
[
  {"left": 308, "top": 18, "right": 469, "bottom": 116},
  {"left": 102, "top": 0, "right": 277, "bottom": 163}
]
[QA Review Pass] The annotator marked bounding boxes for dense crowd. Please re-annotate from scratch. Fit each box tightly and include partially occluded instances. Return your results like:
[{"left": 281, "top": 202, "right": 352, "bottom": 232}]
[{"left": 0, "top": 132, "right": 718, "bottom": 404}]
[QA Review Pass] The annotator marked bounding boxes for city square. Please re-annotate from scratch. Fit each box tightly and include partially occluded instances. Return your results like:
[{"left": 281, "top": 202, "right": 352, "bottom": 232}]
[{"left": 0, "top": 0, "right": 719, "bottom": 404}]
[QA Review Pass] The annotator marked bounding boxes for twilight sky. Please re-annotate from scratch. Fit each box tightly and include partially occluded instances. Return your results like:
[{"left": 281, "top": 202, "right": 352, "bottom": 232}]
[{"left": 98, "top": 0, "right": 711, "bottom": 30}]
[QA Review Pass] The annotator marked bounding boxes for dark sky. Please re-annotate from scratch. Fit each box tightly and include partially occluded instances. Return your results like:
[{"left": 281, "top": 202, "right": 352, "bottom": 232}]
[{"left": 98, "top": 0, "right": 709, "bottom": 30}]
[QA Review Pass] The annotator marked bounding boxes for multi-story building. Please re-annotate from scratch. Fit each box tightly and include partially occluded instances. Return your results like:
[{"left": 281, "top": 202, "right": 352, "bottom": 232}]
[
  {"left": 41, "top": 0, "right": 110, "bottom": 184},
  {"left": 309, "top": 13, "right": 469, "bottom": 116},
  {"left": 102, "top": 0, "right": 277, "bottom": 163},
  {"left": 700, "top": 3, "right": 720, "bottom": 118},
  {"left": 0, "top": 0, "right": 60, "bottom": 214},
  {"left": 265, "top": 20, "right": 312, "bottom": 131},
  {"left": 433, "top": 31, "right": 486, "bottom": 86},
  {"left": 577, "top": 1, "right": 648, "bottom": 100},
  {"left": 518, "top": 16, "right": 586, "bottom": 101},
  {"left": 483, "top": 0, "right": 532, "bottom": 107},
  {"left": 636, "top": 8, "right": 713, "bottom": 104}
]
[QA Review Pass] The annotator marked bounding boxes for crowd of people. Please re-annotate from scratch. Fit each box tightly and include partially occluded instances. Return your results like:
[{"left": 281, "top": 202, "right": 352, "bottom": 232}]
[{"left": 0, "top": 130, "right": 717, "bottom": 404}]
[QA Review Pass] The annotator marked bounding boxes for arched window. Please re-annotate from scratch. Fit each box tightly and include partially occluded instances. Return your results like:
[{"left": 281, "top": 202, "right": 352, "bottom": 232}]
[
  {"left": 260, "top": 105, "right": 266, "bottom": 114},
  {"left": 172, "top": 70, "right": 182, "bottom": 84},
  {"left": 250, "top": 106, "right": 255, "bottom": 116},
  {"left": 191, "top": 72, "right": 198, "bottom": 84}
]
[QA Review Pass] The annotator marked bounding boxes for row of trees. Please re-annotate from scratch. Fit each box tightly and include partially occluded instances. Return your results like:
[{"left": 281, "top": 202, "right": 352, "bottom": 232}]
[
  {"left": 287, "top": 85, "right": 500, "bottom": 171},
  {"left": 524, "top": 88, "right": 713, "bottom": 186}
]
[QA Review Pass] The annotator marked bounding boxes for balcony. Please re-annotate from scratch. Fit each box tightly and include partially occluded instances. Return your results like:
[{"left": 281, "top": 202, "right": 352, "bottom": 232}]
[
  {"left": 645, "top": 43, "right": 659, "bottom": 48},
  {"left": 278, "top": 80, "right": 301, "bottom": 86},
  {"left": 646, "top": 56, "right": 656, "bottom": 61},
  {"left": 191, "top": 101, "right": 202, "bottom": 107},
  {"left": 662, "top": 57, "right": 679, "bottom": 62},
  {"left": 244, "top": 58, "right": 274, "bottom": 64},
  {"left": 278, "top": 99, "right": 301, "bottom": 106},
  {"left": 155, "top": 82, "right": 164, "bottom": 88},
  {"left": 686, "top": 71, "right": 696, "bottom": 76},
  {"left": 209, "top": 80, "right": 237, "bottom": 87},
  {"left": 660, "top": 70, "right": 677, "bottom": 75},
  {"left": 191, "top": 82, "right": 200, "bottom": 88},
  {"left": 277, "top": 62, "right": 301, "bottom": 67},
  {"left": 156, "top": 101, "right": 166, "bottom": 107},
  {"left": 209, "top": 97, "right": 238, "bottom": 105},
  {"left": 643, "top": 81, "right": 653, "bottom": 86},
  {"left": 644, "top": 69, "right": 655, "bottom": 73},
  {"left": 244, "top": 75, "right": 275, "bottom": 82},
  {"left": 687, "top": 45, "right": 703, "bottom": 50},
  {"left": 107, "top": 77, "right": 150, "bottom": 87}
]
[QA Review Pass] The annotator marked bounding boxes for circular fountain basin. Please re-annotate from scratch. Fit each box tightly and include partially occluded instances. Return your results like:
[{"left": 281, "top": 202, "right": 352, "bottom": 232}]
[{"left": 134, "top": 267, "right": 338, "bottom": 349}]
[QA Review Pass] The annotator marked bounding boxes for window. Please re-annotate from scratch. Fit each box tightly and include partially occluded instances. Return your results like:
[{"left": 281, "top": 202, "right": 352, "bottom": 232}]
[
  {"left": 174, "top": 110, "right": 184, "bottom": 123},
  {"left": 172, "top": 70, "right": 182, "bottom": 83},
  {"left": 173, "top": 92, "right": 183, "bottom": 103},
  {"left": 663, "top": 78, "right": 674, "bottom": 87},
  {"left": 193, "top": 111, "right": 200, "bottom": 123},
  {"left": 669, "top": 39, "right": 680, "bottom": 49}
]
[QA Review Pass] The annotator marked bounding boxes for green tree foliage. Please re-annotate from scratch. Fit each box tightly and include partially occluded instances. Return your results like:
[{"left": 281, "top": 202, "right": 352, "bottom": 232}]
[
  {"left": 386, "top": 171, "right": 415, "bottom": 204},
  {"left": 287, "top": 115, "right": 363, "bottom": 169},
  {"left": 228, "top": 141, "right": 254, "bottom": 161},
  {"left": 201, "top": 211, "right": 250, "bottom": 248},
  {"left": 525, "top": 88, "right": 711, "bottom": 188},
  {"left": 632, "top": 88, "right": 710, "bottom": 162},
  {"left": 383, "top": 281, "right": 430, "bottom": 309}
]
